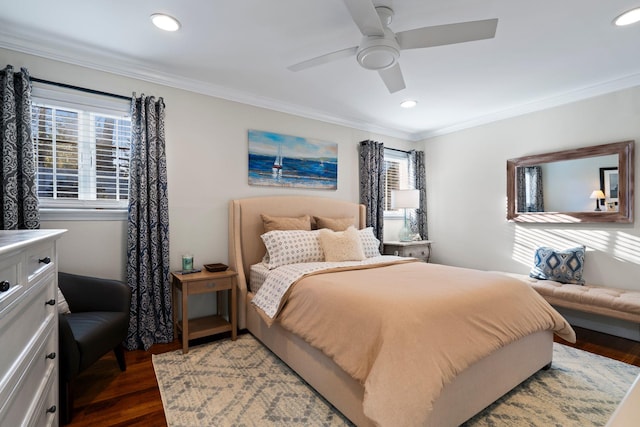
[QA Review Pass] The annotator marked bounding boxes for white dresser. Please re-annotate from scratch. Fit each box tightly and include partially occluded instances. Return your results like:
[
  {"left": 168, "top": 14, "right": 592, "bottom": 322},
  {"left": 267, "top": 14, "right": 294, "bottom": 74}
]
[{"left": 0, "top": 229, "right": 66, "bottom": 427}]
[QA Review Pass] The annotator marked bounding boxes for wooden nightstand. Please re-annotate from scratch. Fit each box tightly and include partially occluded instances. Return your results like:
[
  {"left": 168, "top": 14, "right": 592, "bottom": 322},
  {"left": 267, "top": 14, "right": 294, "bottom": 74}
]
[
  {"left": 171, "top": 269, "right": 237, "bottom": 354},
  {"left": 383, "top": 240, "right": 432, "bottom": 262}
]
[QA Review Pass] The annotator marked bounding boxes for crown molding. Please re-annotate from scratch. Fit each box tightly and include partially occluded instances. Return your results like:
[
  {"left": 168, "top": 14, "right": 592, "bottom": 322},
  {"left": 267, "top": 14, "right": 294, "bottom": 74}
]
[
  {"left": 3, "top": 24, "right": 638, "bottom": 144},
  {"left": 415, "top": 72, "right": 640, "bottom": 141},
  {"left": 0, "top": 26, "right": 416, "bottom": 141}
]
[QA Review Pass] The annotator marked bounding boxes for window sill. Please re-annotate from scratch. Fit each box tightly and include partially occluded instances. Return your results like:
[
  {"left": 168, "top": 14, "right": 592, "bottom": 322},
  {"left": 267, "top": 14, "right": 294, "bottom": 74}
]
[{"left": 40, "top": 208, "right": 127, "bottom": 222}]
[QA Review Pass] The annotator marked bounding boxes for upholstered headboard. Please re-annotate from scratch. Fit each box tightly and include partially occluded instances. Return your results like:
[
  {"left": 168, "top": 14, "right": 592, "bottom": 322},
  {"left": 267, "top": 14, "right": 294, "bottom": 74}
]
[{"left": 228, "top": 196, "right": 366, "bottom": 328}]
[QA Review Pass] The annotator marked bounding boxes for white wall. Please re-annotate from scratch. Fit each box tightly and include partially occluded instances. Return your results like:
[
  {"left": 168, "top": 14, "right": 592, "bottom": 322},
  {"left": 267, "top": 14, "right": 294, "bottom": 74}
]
[
  {"left": 423, "top": 87, "right": 640, "bottom": 338},
  {"left": 423, "top": 86, "right": 640, "bottom": 291},
  {"left": 1, "top": 48, "right": 414, "bottom": 286}
]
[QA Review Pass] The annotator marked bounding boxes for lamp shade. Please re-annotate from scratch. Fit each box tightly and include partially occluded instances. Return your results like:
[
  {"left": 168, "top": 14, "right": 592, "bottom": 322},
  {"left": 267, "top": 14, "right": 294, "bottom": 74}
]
[
  {"left": 391, "top": 189, "right": 420, "bottom": 209},
  {"left": 590, "top": 190, "right": 606, "bottom": 199}
]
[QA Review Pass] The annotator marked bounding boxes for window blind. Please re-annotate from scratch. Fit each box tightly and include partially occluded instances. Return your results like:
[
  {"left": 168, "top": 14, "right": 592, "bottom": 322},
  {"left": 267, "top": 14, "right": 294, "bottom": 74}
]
[
  {"left": 383, "top": 148, "right": 410, "bottom": 214},
  {"left": 31, "top": 95, "right": 132, "bottom": 209}
]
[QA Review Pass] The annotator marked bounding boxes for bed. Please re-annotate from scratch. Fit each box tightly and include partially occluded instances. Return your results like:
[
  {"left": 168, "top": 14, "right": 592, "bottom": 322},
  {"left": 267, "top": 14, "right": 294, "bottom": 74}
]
[{"left": 228, "top": 196, "right": 575, "bottom": 426}]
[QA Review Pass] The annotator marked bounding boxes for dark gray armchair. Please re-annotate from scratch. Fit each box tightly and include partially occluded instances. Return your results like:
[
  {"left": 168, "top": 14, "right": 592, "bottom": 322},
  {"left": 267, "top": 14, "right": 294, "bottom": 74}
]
[{"left": 58, "top": 272, "right": 131, "bottom": 424}]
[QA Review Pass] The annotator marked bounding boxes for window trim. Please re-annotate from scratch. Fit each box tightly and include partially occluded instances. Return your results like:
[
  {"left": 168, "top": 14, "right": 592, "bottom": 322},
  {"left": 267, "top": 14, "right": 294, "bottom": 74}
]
[
  {"left": 384, "top": 148, "right": 411, "bottom": 219},
  {"left": 31, "top": 85, "right": 132, "bottom": 217},
  {"left": 40, "top": 208, "right": 128, "bottom": 222}
]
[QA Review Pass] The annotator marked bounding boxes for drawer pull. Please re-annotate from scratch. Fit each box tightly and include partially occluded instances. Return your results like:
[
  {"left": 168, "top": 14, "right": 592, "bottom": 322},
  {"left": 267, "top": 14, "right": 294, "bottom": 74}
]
[
  {"left": 45, "top": 299, "right": 56, "bottom": 306},
  {"left": 39, "top": 256, "right": 51, "bottom": 264},
  {"left": 46, "top": 352, "right": 56, "bottom": 360},
  {"left": 46, "top": 405, "right": 56, "bottom": 414},
  {"left": 0, "top": 280, "right": 10, "bottom": 292}
]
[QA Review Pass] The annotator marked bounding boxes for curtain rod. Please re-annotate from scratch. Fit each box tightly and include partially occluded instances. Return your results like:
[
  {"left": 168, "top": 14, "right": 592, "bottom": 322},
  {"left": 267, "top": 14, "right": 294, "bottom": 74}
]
[
  {"left": 30, "top": 77, "right": 131, "bottom": 101},
  {"left": 385, "top": 147, "right": 411, "bottom": 154}
]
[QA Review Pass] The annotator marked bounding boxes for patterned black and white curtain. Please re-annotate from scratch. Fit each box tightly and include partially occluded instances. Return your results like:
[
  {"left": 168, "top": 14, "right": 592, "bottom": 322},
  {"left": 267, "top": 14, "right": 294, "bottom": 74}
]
[
  {"left": 408, "top": 150, "right": 428, "bottom": 240},
  {"left": 0, "top": 65, "right": 39, "bottom": 230},
  {"left": 125, "top": 94, "right": 171, "bottom": 350},
  {"left": 517, "top": 166, "right": 544, "bottom": 212},
  {"left": 358, "top": 140, "right": 385, "bottom": 242}
]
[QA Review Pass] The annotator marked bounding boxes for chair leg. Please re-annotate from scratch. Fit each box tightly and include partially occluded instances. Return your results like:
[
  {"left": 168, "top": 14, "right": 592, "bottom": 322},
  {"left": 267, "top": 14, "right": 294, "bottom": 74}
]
[
  {"left": 59, "top": 379, "right": 73, "bottom": 425},
  {"left": 114, "top": 344, "right": 127, "bottom": 371}
]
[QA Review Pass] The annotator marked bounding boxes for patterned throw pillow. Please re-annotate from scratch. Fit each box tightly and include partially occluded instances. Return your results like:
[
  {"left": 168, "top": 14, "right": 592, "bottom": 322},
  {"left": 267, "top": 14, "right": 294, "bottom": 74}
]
[
  {"left": 529, "top": 246, "right": 586, "bottom": 285},
  {"left": 261, "top": 229, "right": 324, "bottom": 269},
  {"left": 358, "top": 227, "right": 381, "bottom": 258},
  {"left": 318, "top": 227, "right": 365, "bottom": 262}
]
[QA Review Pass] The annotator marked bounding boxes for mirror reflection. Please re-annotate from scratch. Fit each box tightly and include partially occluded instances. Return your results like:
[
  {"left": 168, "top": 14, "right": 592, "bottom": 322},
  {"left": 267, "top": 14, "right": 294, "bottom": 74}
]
[
  {"left": 516, "top": 154, "right": 618, "bottom": 213},
  {"left": 507, "top": 140, "right": 634, "bottom": 223}
]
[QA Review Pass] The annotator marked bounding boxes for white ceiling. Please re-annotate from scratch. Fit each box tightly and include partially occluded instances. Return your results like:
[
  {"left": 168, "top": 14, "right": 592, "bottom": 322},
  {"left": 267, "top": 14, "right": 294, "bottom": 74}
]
[{"left": 1, "top": 0, "right": 640, "bottom": 141}]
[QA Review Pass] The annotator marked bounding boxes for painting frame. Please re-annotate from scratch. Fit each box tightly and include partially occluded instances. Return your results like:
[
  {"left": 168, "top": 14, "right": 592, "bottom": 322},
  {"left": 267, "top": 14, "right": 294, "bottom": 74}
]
[
  {"left": 599, "top": 166, "right": 619, "bottom": 207},
  {"left": 248, "top": 130, "right": 338, "bottom": 190}
]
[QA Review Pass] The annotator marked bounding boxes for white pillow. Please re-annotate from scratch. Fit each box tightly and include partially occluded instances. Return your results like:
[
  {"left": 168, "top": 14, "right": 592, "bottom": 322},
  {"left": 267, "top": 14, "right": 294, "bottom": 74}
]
[
  {"left": 358, "top": 227, "right": 381, "bottom": 258},
  {"left": 58, "top": 287, "right": 71, "bottom": 314},
  {"left": 261, "top": 229, "right": 324, "bottom": 269},
  {"left": 318, "top": 227, "right": 366, "bottom": 262}
]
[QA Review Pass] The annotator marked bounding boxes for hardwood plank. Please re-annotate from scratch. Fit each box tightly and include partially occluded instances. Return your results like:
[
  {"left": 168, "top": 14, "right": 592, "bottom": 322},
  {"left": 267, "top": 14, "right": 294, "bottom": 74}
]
[{"left": 67, "top": 328, "right": 640, "bottom": 426}]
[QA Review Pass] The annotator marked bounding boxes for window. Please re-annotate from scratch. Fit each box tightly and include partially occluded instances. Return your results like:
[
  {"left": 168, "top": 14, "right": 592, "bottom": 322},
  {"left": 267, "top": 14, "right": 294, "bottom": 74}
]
[
  {"left": 383, "top": 148, "right": 410, "bottom": 217},
  {"left": 31, "top": 87, "right": 132, "bottom": 213}
]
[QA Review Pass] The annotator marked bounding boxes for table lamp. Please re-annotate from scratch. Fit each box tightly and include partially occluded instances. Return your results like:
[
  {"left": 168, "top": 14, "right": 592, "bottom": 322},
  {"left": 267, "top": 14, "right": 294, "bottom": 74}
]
[
  {"left": 590, "top": 190, "right": 606, "bottom": 211},
  {"left": 391, "top": 189, "right": 420, "bottom": 241}
]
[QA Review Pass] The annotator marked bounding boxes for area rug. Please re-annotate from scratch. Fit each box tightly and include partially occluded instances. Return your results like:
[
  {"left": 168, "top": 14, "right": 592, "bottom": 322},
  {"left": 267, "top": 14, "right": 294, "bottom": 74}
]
[{"left": 153, "top": 334, "right": 639, "bottom": 427}]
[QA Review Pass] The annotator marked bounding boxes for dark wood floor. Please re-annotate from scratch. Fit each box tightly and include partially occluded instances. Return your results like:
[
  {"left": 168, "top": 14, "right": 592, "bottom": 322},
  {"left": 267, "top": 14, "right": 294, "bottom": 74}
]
[{"left": 66, "top": 327, "right": 640, "bottom": 427}]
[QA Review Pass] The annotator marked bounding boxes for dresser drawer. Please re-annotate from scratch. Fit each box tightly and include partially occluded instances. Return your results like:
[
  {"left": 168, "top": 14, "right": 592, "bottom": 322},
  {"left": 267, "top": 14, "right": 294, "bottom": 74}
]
[
  {"left": 29, "top": 368, "right": 58, "bottom": 427},
  {"left": 0, "top": 276, "right": 56, "bottom": 385},
  {"left": 26, "top": 241, "right": 55, "bottom": 283},
  {"left": 0, "top": 252, "right": 23, "bottom": 310},
  {"left": 0, "top": 314, "right": 57, "bottom": 427}
]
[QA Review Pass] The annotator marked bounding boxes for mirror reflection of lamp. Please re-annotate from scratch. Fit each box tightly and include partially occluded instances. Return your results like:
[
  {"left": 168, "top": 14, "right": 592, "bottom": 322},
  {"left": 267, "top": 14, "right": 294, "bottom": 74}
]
[
  {"left": 590, "top": 190, "right": 606, "bottom": 211},
  {"left": 391, "top": 189, "right": 420, "bottom": 241}
]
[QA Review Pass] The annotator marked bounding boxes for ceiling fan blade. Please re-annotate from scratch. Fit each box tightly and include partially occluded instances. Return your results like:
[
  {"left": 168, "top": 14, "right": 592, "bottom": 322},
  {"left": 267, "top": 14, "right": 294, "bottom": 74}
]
[
  {"left": 378, "top": 63, "right": 405, "bottom": 93},
  {"left": 397, "top": 18, "right": 498, "bottom": 50},
  {"left": 288, "top": 47, "right": 358, "bottom": 72},
  {"left": 343, "top": 0, "right": 385, "bottom": 36}
]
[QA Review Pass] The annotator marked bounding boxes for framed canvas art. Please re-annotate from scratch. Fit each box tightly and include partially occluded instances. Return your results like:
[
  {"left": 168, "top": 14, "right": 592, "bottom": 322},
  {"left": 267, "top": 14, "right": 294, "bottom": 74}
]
[{"left": 248, "top": 130, "right": 337, "bottom": 190}]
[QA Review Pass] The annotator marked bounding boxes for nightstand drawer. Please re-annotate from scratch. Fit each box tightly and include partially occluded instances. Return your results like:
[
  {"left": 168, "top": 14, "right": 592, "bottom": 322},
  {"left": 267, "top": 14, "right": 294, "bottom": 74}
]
[
  {"left": 383, "top": 240, "right": 432, "bottom": 263},
  {"left": 189, "top": 277, "right": 233, "bottom": 294},
  {"left": 400, "top": 247, "right": 430, "bottom": 262}
]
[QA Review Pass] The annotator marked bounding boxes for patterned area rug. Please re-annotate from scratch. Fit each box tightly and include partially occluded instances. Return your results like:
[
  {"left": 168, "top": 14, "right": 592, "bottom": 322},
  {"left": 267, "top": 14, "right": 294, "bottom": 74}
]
[{"left": 153, "top": 334, "right": 639, "bottom": 427}]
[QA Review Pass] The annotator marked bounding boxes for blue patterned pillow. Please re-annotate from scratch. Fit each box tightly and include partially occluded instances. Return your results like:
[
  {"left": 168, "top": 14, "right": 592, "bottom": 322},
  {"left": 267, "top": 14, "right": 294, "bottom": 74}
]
[{"left": 529, "top": 246, "right": 586, "bottom": 285}]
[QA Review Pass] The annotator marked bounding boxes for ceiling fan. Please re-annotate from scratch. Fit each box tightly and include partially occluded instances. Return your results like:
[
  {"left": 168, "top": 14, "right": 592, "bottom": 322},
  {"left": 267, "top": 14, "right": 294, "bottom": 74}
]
[{"left": 287, "top": 0, "right": 498, "bottom": 94}]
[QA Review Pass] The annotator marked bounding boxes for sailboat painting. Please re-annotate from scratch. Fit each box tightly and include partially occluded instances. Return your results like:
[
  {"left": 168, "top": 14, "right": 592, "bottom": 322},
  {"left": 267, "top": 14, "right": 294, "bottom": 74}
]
[{"left": 248, "top": 130, "right": 338, "bottom": 190}]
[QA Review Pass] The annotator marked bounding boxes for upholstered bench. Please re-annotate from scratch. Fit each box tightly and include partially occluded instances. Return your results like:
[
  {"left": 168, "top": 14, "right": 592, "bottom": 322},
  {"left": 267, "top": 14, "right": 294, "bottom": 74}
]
[{"left": 499, "top": 273, "right": 640, "bottom": 323}]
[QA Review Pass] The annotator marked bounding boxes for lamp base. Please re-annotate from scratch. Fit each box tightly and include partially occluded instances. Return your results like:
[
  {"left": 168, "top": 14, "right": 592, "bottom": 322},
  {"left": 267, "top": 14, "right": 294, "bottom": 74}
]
[
  {"left": 594, "top": 198, "right": 602, "bottom": 211},
  {"left": 398, "top": 225, "right": 412, "bottom": 242}
]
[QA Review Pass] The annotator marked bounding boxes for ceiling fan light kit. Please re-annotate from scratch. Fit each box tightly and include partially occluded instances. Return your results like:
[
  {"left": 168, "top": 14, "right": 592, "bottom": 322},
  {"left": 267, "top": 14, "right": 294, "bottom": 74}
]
[
  {"left": 287, "top": 0, "right": 498, "bottom": 95},
  {"left": 356, "top": 34, "right": 400, "bottom": 70}
]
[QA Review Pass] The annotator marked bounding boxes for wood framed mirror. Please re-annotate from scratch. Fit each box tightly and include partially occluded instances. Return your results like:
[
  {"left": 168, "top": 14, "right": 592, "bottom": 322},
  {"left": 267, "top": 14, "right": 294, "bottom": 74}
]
[{"left": 507, "top": 140, "right": 634, "bottom": 223}]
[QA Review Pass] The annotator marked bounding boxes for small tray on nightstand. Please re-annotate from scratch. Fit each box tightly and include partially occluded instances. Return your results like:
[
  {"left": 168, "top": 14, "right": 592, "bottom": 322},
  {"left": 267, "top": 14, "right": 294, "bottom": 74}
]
[{"left": 203, "top": 263, "right": 228, "bottom": 272}]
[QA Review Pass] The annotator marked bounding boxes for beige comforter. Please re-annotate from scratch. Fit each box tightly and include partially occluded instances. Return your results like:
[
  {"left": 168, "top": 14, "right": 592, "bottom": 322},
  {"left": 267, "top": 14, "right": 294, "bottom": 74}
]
[{"left": 275, "top": 261, "right": 576, "bottom": 427}]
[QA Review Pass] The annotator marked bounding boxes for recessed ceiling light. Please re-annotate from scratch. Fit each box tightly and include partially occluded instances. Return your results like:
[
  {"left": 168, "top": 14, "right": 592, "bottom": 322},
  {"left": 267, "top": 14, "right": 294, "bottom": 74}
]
[
  {"left": 400, "top": 100, "right": 417, "bottom": 109},
  {"left": 151, "top": 13, "right": 181, "bottom": 32},
  {"left": 614, "top": 7, "right": 640, "bottom": 26}
]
